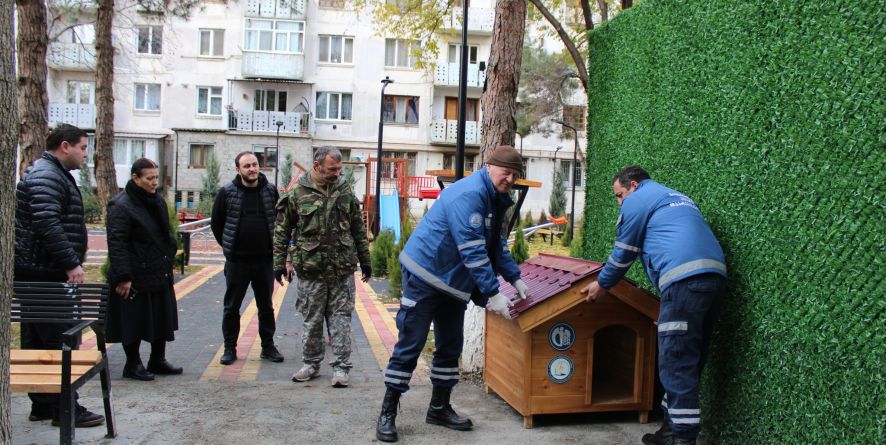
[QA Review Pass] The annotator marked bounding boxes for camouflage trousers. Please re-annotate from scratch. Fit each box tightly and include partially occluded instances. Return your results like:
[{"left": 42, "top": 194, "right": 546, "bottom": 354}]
[{"left": 295, "top": 273, "right": 355, "bottom": 369}]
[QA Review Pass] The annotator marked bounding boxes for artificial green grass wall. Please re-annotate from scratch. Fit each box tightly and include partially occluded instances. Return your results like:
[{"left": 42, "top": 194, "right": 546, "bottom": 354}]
[{"left": 581, "top": 1, "right": 884, "bottom": 443}]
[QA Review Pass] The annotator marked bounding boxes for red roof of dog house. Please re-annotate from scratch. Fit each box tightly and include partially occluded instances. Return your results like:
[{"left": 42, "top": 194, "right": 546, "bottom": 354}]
[{"left": 498, "top": 253, "right": 604, "bottom": 319}]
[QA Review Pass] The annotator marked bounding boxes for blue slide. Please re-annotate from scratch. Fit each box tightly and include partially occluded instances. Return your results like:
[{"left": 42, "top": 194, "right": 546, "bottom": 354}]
[{"left": 379, "top": 190, "right": 402, "bottom": 243}]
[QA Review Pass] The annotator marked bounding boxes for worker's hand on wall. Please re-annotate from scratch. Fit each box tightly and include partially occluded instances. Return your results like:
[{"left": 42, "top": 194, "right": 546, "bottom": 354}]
[
  {"left": 513, "top": 279, "right": 532, "bottom": 301},
  {"left": 487, "top": 293, "right": 514, "bottom": 320}
]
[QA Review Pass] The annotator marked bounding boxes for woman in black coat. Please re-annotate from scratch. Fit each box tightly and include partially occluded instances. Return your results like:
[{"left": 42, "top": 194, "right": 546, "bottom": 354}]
[{"left": 106, "top": 158, "right": 181, "bottom": 381}]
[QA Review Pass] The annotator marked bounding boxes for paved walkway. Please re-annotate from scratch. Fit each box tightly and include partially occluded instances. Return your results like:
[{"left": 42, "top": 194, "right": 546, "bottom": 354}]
[{"left": 11, "top": 235, "right": 656, "bottom": 444}]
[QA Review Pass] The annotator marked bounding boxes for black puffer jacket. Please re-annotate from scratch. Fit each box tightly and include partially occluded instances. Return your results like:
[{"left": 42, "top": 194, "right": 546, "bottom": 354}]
[
  {"left": 210, "top": 173, "right": 278, "bottom": 259},
  {"left": 106, "top": 183, "right": 177, "bottom": 292},
  {"left": 14, "top": 151, "right": 87, "bottom": 275}
]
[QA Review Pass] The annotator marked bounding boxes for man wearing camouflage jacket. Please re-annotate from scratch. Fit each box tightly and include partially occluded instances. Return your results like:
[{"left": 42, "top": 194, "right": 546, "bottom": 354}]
[{"left": 273, "top": 146, "right": 371, "bottom": 387}]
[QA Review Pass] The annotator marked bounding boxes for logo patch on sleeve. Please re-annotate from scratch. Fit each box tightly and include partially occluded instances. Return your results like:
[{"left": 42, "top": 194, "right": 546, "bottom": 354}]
[{"left": 469, "top": 212, "right": 483, "bottom": 228}]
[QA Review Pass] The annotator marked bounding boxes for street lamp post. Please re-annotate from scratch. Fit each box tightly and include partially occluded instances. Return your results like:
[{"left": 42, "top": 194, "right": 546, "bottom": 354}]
[
  {"left": 275, "top": 120, "right": 284, "bottom": 187},
  {"left": 375, "top": 76, "right": 394, "bottom": 237},
  {"left": 554, "top": 119, "right": 578, "bottom": 243}
]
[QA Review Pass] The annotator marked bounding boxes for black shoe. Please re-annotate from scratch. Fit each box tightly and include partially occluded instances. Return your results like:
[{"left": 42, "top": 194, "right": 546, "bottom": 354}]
[
  {"left": 28, "top": 404, "right": 54, "bottom": 421},
  {"left": 668, "top": 433, "right": 697, "bottom": 445},
  {"left": 147, "top": 359, "right": 183, "bottom": 375},
  {"left": 52, "top": 405, "right": 105, "bottom": 428},
  {"left": 122, "top": 363, "right": 155, "bottom": 381},
  {"left": 376, "top": 389, "right": 401, "bottom": 442},
  {"left": 642, "top": 423, "right": 672, "bottom": 445},
  {"left": 425, "top": 386, "right": 473, "bottom": 431},
  {"left": 260, "top": 345, "right": 284, "bottom": 363},
  {"left": 220, "top": 348, "right": 236, "bottom": 365}
]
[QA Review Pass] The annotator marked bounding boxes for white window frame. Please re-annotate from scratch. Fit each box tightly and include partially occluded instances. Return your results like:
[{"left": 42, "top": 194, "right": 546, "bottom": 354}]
[
  {"left": 114, "top": 139, "right": 147, "bottom": 167},
  {"left": 254, "top": 89, "right": 287, "bottom": 112},
  {"left": 66, "top": 80, "right": 95, "bottom": 105},
  {"left": 199, "top": 28, "right": 224, "bottom": 57},
  {"left": 196, "top": 86, "right": 223, "bottom": 116},
  {"left": 382, "top": 95, "right": 419, "bottom": 125},
  {"left": 134, "top": 83, "right": 161, "bottom": 112},
  {"left": 243, "top": 19, "right": 305, "bottom": 54},
  {"left": 559, "top": 159, "right": 584, "bottom": 188},
  {"left": 384, "top": 38, "right": 419, "bottom": 68},
  {"left": 136, "top": 25, "right": 162, "bottom": 55},
  {"left": 315, "top": 92, "right": 352, "bottom": 121},
  {"left": 318, "top": 35, "right": 354, "bottom": 64},
  {"left": 448, "top": 44, "right": 479, "bottom": 64}
]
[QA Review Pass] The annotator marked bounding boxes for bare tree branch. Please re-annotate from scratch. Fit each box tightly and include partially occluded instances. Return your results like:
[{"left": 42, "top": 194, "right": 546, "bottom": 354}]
[{"left": 526, "top": 0, "right": 588, "bottom": 90}]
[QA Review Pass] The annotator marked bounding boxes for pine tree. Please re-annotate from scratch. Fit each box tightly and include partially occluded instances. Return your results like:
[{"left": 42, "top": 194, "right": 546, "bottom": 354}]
[
  {"left": 198, "top": 151, "right": 220, "bottom": 214},
  {"left": 280, "top": 152, "right": 294, "bottom": 189},
  {"left": 510, "top": 222, "right": 530, "bottom": 264},
  {"left": 550, "top": 167, "right": 566, "bottom": 218},
  {"left": 370, "top": 229, "right": 395, "bottom": 278},
  {"left": 522, "top": 210, "right": 534, "bottom": 228}
]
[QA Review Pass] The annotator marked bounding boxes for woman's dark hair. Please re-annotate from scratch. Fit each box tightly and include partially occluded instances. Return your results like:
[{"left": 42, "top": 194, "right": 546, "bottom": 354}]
[
  {"left": 46, "top": 124, "right": 88, "bottom": 151},
  {"left": 613, "top": 166, "right": 651, "bottom": 188},
  {"left": 131, "top": 158, "right": 159, "bottom": 177}
]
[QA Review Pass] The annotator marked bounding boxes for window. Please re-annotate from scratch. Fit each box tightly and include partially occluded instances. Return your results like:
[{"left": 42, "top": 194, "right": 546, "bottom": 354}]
[
  {"left": 562, "top": 105, "right": 587, "bottom": 133},
  {"left": 134, "top": 83, "right": 161, "bottom": 111},
  {"left": 316, "top": 92, "right": 352, "bottom": 120},
  {"left": 443, "top": 154, "right": 476, "bottom": 173},
  {"left": 197, "top": 86, "right": 223, "bottom": 116},
  {"left": 319, "top": 0, "right": 345, "bottom": 8},
  {"left": 244, "top": 19, "right": 304, "bottom": 53},
  {"left": 189, "top": 144, "right": 213, "bottom": 168},
  {"left": 137, "top": 26, "right": 162, "bottom": 55},
  {"left": 560, "top": 160, "right": 583, "bottom": 187},
  {"left": 384, "top": 38, "right": 419, "bottom": 68},
  {"left": 114, "top": 139, "right": 146, "bottom": 166},
  {"left": 382, "top": 151, "right": 416, "bottom": 177},
  {"left": 318, "top": 35, "right": 354, "bottom": 64},
  {"left": 199, "top": 29, "right": 224, "bottom": 57},
  {"left": 252, "top": 145, "right": 277, "bottom": 168},
  {"left": 66, "top": 81, "right": 94, "bottom": 105},
  {"left": 254, "top": 89, "right": 287, "bottom": 112},
  {"left": 448, "top": 44, "right": 478, "bottom": 64},
  {"left": 444, "top": 97, "right": 479, "bottom": 121},
  {"left": 383, "top": 95, "right": 419, "bottom": 124},
  {"left": 71, "top": 24, "right": 94, "bottom": 45}
]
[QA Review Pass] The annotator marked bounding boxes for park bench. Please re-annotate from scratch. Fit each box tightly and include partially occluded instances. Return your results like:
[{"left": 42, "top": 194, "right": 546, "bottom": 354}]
[{"left": 10, "top": 281, "right": 117, "bottom": 445}]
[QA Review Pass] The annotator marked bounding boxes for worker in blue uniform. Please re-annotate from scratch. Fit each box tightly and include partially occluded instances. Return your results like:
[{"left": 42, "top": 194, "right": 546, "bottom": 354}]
[
  {"left": 375, "top": 146, "right": 533, "bottom": 443},
  {"left": 581, "top": 166, "right": 727, "bottom": 445}
]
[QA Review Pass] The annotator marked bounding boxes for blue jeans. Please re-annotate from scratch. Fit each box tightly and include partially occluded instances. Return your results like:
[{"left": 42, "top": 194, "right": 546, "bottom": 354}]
[
  {"left": 384, "top": 269, "right": 467, "bottom": 393},
  {"left": 658, "top": 273, "right": 725, "bottom": 439}
]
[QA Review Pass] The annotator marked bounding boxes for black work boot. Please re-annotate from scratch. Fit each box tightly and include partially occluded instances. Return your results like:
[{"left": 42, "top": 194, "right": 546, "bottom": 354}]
[
  {"left": 668, "top": 432, "right": 697, "bottom": 445},
  {"left": 425, "top": 386, "right": 473, "bottom": 431},
  {"left": 220, "top": 348, "right": 236, "bottom": 365},
  {"left": 376, "top": 389, "right": 401, "bottom": 442},
  {"left": 642, "top": 423, "right": 672, "bottom": 445}
]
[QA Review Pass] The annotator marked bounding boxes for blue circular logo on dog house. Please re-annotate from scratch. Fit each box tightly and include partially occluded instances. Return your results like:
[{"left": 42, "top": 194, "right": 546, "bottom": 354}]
[
  {"left": 548, "top": 322, "right": 576, "bottom": 351},
  {"left": 547, "top": 355, "right": 574, "bottom": 384}
]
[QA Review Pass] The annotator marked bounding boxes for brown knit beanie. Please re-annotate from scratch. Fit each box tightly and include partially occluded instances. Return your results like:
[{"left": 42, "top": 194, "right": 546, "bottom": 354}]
[{"left": 486, "top": 145, "right": 523, "bottom": 172}]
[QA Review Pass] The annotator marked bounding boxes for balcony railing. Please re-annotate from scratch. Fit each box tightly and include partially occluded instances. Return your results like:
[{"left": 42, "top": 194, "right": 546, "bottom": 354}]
[
  {"left": 434, "top": 62, "right": 486, "bottom": 87},
  {"left": 47, "top": 42, "right": 95, "bottom": 71},
  {"left": 441, "top": 7, "right": 495, "bottom": 34},
  {"left": 48, "top": 103, "right": 95, "bottom": 129},
  {"left": 430, "top": 119, "right": 480, "bottom": 145},
  {"left": 228, "top": 109, "right": 312, "bottom": 134},
  {"left": 242, "top": 51, "right": 305, "bottom": 80},
  {"left": 244, "top": 0, "right": 306, "bottom": 19}
]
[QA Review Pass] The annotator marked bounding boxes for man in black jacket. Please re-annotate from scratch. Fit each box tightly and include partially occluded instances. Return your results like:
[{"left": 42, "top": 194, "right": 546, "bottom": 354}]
[
  {"left": 14, "top": 124, "right": 105, "bottom": 427},
  {"left": 211, "top": 151, "right": 284, "bottom": 365}
]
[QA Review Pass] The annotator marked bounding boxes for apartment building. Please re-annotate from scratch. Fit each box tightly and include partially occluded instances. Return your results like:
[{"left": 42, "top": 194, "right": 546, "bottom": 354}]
[{"left": 44, "top": 0, "right": 586, "bottom": 219}]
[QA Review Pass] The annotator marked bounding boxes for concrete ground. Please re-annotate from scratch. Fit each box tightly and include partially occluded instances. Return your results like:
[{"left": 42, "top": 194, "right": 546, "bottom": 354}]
[{"left": 11, "top": 240, "right": 657, "bottom": 444}]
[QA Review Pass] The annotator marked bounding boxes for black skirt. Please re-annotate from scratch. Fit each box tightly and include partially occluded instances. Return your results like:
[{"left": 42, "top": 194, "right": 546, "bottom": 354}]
[{"left": 106, "top": 281, "right": 178, "bottom": 344}]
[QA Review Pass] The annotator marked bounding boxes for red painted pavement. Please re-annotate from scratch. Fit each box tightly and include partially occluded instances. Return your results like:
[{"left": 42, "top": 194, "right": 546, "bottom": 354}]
[{"left": 355, "top": 279, "right": 398, "bottom": 354}]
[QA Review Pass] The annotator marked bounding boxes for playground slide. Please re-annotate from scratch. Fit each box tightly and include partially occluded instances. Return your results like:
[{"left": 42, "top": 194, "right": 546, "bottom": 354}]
[{"left": 379, "top": 190, "right": 402, "bottom": 243}]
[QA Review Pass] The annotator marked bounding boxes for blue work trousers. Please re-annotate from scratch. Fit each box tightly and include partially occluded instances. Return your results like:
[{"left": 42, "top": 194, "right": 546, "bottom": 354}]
[
  {"left": 384, "top": 269, "right": 467, "bottom": 393},
  {"left": 658, "top": 273, "right": 726, "bottom": 439}
]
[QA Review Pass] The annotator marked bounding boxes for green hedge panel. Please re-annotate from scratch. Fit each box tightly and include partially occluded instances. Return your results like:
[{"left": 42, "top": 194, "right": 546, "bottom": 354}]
[{"left": 582, "top": 1, "right": 885, "bottom": 443}]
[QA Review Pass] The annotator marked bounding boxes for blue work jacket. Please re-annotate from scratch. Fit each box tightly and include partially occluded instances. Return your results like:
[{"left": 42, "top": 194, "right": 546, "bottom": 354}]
[
  {"left": 597, "top": 179, "right": 727, "bottom": 292},
  {"left": 399, "top": 167, "right": 522, "bottom": 307}
]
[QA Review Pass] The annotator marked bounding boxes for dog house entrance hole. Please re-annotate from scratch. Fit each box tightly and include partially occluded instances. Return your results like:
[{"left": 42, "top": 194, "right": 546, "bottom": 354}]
[{"left": 591, "top": 324, "right": 637, "bottom": 404}]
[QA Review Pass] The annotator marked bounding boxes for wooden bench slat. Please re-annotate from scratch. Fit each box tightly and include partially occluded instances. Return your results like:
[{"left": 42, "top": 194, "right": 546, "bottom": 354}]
[
  {"left": 12, "top": 364, "right": 95, "bottom": 375},
  {"left": 10, "top": 374, "right": 90, "bottom": 394},
  {"left": 11, "top": 350, "right": 103, "bottom": 366}
]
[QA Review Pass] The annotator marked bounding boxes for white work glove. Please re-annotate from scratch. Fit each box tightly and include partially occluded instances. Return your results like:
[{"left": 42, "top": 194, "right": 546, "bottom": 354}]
[
  {"left": 513, "top": 279, "right": 532, "bottom": 301},
  {"left": 486, "top": 293, "right": 514, "bottom": 320}
]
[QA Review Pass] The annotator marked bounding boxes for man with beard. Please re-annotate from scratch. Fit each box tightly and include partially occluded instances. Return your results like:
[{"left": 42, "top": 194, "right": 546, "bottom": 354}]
[
  {"left": 273, "top": 146, "right": 371, "bottom": 388},
  {"left": 211, "top": 151, "right": 284, "bottom": 365}
]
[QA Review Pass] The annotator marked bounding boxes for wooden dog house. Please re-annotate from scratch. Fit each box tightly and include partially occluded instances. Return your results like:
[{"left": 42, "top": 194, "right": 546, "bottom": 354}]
[{"left": 484, "top": 254, "right": 659, "bottom": 428}]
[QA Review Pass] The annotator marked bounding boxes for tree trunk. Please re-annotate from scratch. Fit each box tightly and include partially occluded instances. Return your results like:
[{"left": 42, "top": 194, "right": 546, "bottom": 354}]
[
  {"left": 15, "top": 0, "right": 48, "bottom": 176},
  {"left": 479, "top": 0, "right": 526, "bottom": 162},
  {"left": 598, "top": 0, "right": 609, "bottom": 22},
  {"left": 1, "top": 0, "right": 19, "bottom": 441},
  {"left": 93, "top": 0, "right": 117, "bottom": 219},
  {"left": 622, "top": 0, "right": 633, "bottom": 9}
]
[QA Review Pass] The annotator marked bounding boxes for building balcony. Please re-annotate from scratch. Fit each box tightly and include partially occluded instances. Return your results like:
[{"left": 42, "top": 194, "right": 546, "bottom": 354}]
[
  {"left": 434, "top": 62, "right": 486, "bottom": 87},
  {"left": 441, "top": 7, "right": 495, "bottom": 35},
  {"left": 244, "top": 0, "right": 306, "bottom": 19},
  {"left": 228, "top": 109, "right": 312, "bottom": 135},
  {"left": 241, "top": 51, "right": 304, "bottom": 80},
  {"left": 430, "top": 119, "right": 481, "bottom": 145},
  {"left": 47, "top": 42, "right": 95, "bottom": 72},
  {"left": 48, "top": 103, "right": 95, "bottom": 129}
]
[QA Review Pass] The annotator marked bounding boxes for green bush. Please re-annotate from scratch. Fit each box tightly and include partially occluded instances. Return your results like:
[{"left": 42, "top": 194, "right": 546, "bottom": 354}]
[
  {"left": 370, "top": 229, "right": 396, "bottom": 278},
  {"left": 536, "top": 210, "right": 547, "bottom": 226},
  {"left": 522, "top": 210, "right": 533, "bottom": 228},
  {"left": 584, "top": 1, "right": 885, "bottom": 443},
  {"left": 510, "top": 223, "right": 530, "bottom": 264},
  {"left": 82, "top": 192, "right": 102, "bottom": 223},
  {"left": 549, "top": 168, "right": 566, "bottom": 218},
  {"left": 387, "top": 251, "right": 402, "bottom": 299}
]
